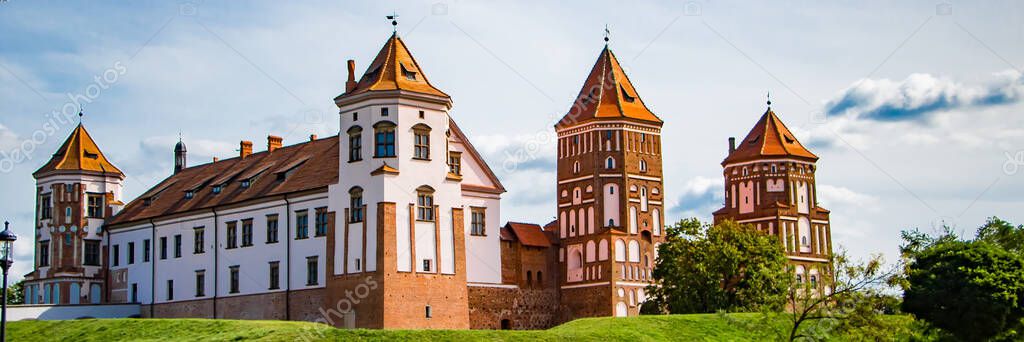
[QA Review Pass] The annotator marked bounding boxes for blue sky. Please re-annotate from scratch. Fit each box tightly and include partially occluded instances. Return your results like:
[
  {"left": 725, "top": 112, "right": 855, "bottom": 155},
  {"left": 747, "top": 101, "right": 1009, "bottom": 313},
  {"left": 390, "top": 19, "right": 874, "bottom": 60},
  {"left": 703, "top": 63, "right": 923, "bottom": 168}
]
[{"left": 2, "top": 0, "right": 1023, "bottom": 281}]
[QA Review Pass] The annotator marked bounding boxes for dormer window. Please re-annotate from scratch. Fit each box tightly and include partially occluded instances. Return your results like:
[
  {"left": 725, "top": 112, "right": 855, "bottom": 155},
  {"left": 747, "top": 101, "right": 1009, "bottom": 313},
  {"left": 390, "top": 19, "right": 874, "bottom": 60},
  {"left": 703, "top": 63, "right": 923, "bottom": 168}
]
[
  {"left": 620, "top": 85, "right": 636, "bottom": 103},
  {"left": 185, "top": 191, "right": 195, "bottom": 199},
  {"left": 240, "top": 179, "right": 251, "bottom": 188},
  {"left": 401, "top": 63, "right": 418, "bottom": 81},
  {"left": 212, "top": 185, "right": 222, "bottom": 194}
]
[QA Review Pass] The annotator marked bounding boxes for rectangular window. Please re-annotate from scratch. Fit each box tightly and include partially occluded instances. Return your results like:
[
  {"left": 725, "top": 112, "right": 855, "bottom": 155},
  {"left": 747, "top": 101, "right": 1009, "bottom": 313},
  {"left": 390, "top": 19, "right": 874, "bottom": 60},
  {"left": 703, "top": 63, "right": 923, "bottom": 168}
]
[
  {"left": 413, "top": 131, "right": 430, "bottom": 159},
  {"left": 306, "top": 256, "right": 319, "bottom": 286},
  {"left": 195, "top": 271, "right": 205, "bottom": 297},
  {"left": 112, "top": 244, "right": 120, "bottom": 266},
  {"left": 84, "top": 240, "right": 100, "bottom": 266},
  {"left": 226, "top": 221, "right": 238, "bottom": 249},
  {"left": 349, "top": 191, "right": 364, "bottom": 223},
  {"left": 174, "top": 234, "right": 182, "bottom": 258},
  {"left": 471, "top": 207, "right": 486, "bottom": 236},
  {"left": 143, "top": 239, "right": 151, "bottom": 262},
  {"left": 87, "top": 194, "right": 103, "bottom": 218},
  {"left": 380, "top": 107, "right": 389, "bottom": 116},
  {"left": 131, "top": 283, "right": 138, "bottom": 303},
  {"left": 295, "top": 211, "right": 309, "bottom": 239},
  {"left": 266, "top": 215, "right": 279, "bottom": 243},
  {"left": 355, "top": 258, "right": 361, "bottom": 271},
  {"left": 423, "top": 259, "right": 432, "bottom": 272},
  {"left": 167, "top": 280, "right": 174, "bottom": 301},
  {"left": 159, "top": 237, "right": 167, "bottom": 259},
  {"left": 374, "top": 126, "right": 396, "bottom": 157},
  {"left": 349, "top": 133, "right": 362, "bottom": 162},
  {"left": 448, "top": 152, "right": 461, "bottom": 175},
  {"left": 40, "top": 195, "right": 52, "bottom": 220},
  {"left": 229, "top": 266, "right": 240, "bottom": 294},
  {"left": 269, "top": 262, "right": 280, "bottom": 290},
  {"left": 241, "top": 219, "right": 254, "bottom": 246},
  {"left": 194, "top": 227, "right": 205, "bottom": 254},
  {"left": 128, "top": 242, "right": 135, "bottom": 264},
  {"left": 314, "top": 208, "right": 328, "bottom": 237},
  {"left": 40, "top": 241, "right": 50, "bottom": 267},
  {"left": 416, "top": 193, "right": 434, "bottom": 221}
]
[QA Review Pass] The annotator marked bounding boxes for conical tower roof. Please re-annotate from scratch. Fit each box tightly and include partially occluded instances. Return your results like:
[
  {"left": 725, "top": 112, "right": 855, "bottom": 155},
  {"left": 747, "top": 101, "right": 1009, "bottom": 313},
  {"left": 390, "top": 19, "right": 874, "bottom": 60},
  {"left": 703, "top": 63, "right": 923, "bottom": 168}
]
[
  {"left": 335, "top": 33, "right": 450, "bottom": 102},
  {"left": 557, "top": 46, "right": 662, "bottom": 128},
  {"left": 723, "top": 107, "right": 817, "bottom": 165},
  {"left": 34, "top": 124, "right": 124, "bottom": 179}
]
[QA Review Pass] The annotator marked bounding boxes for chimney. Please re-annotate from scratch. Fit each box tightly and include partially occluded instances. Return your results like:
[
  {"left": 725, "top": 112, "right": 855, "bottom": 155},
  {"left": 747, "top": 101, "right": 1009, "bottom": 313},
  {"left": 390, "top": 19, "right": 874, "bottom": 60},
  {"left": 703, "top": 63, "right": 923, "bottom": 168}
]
[
  {"left": 309, "top": 134, "right": 318, "bottom": 141},
  {"left": 345, "top": 59, "right": 357, "bottom": 93},
  {"left": 267, "top": 135, "right": 283, "bottom": 152},
  {"left": 728, "top": 137, "right": 736, "bottom": 153},
  {"left": 240, "top": 140, "right": 253, "bottom": 158}
]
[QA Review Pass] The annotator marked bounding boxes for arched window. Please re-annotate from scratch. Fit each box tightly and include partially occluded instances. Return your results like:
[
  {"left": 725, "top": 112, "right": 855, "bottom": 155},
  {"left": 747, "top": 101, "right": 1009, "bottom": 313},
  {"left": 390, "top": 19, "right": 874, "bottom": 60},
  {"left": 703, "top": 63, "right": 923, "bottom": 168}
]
[
  {"left": 614, "top": 239, "right": 626, "bottom": 262},
  {"left": 526, "top": 271, "right": 532, "bottom": 286},
  {"left": 628, "top": 240, "right": 640, "bottom": 262},
  {"left": 742, "top": 167, "right": 749, "bottom": 176},
  {"left": 573, "top": 161, "right": 581, "bottom": 174},
  {"left": 605, "top": 157, "right": 616, "bottom": 169},
  {"left": 349, "top": 187, "right": 364, "bottom": 223},
  {"left": 598, "top": 239, "right": 609, "bottom": 261},
  {"left": 640, "top": 187, "right": 648, "bottom": 212},
  {"left": 639, "top": 160, "right": 648, "bottom": 172},
  {"left": 573, "top": 187, "right": 582, "bottom": 204},
  {"left": 586, "top": 240, "right": 596, "bottom": 262},
  {"left": 373, "top": 121, "right": 396, "bottom": 157},
  {"left": 347, "top": 126, "right": 363, "bottom": 162},
  {"left": 412, "top": 124, "right": 431, "bottom": 160},
  {"left": 537, "top": 271, "right": 543, "bottom": 286},
  {"left": 416, "top": 186, "right": 435, "bottom": 221}
]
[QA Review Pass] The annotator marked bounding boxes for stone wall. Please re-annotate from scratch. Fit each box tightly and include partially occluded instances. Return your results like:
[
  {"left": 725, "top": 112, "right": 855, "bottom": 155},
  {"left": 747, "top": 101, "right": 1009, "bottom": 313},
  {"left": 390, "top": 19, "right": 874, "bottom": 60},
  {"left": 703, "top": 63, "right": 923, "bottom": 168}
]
[{"left": 467, "top": 286, "right": 560, "bottom": 330}]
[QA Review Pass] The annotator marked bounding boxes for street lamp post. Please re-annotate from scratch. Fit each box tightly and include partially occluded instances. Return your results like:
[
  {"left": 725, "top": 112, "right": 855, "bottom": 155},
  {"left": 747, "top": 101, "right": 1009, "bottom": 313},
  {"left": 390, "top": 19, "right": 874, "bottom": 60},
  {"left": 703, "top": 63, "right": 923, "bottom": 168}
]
[{"left": 0, "top": 221, "right": 17, "bottom": 342}]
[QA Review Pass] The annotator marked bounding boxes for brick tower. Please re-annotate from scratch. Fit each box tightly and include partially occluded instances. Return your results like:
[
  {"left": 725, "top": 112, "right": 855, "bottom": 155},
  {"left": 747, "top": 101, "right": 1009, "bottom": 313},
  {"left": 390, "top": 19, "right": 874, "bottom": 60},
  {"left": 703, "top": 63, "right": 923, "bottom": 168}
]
[
  {"left": 23, "top": 123, "right": 125, "bottom": 305},
  {"left": 555, "top": 43, "right": 665, "bottom": 319},
  {"left": 712, "top": 101, "right": 833, "bottom": 284}
]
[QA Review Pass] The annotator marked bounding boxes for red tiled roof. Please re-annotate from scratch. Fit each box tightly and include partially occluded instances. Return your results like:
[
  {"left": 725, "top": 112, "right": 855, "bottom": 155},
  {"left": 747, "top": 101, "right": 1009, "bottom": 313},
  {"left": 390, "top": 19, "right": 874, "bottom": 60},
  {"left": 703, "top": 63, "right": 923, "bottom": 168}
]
[
  {"left": 34, "top": 124, "right": 124, "bottom": 179},
  {"left": 335, "top": 33, "right": 449, "bottom": 102},
  {"left": 504, "top": 222, "right": 552, "bottom": 248},
  {"left": 556, "top": 46, "right": 662, "bottom": 129},
  {"left": 723, "top": 108, "right": 818, "bottom": 165},
  {"left": 107, "top": 136, "right": 339, "bottom": 226}
]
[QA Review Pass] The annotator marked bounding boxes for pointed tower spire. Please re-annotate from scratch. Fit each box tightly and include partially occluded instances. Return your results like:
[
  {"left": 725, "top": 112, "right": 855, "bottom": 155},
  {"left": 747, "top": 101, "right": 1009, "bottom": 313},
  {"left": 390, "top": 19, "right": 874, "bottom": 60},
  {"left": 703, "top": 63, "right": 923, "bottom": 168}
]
[
  {"left": 33, "top": 124, "right": 124, "bottom": 178},
  {"left": 722, "top": 103, "right": 818, "bottom": 165},
  {"left": 335, "top": 33, "right": 450, "bottom": 106},
  {"left": 556, "top": 45, "right": 661, "bottom": 128}
]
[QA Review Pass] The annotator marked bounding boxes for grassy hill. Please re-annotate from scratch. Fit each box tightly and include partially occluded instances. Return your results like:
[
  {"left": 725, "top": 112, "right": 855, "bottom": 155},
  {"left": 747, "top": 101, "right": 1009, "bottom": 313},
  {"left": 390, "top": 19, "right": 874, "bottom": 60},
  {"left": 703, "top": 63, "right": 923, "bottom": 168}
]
[{"left": 7, "top": 313, "right": 929, "bottom": 341}]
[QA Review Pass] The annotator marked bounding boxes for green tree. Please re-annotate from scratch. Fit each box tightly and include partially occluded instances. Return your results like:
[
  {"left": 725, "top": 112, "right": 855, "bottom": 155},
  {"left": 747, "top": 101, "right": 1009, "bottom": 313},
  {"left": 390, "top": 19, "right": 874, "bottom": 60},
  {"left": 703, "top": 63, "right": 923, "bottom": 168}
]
[
  {"left": 645, "top": 219, "right": 789, "bottom": 314},
  {"left": 5, "top": 279, "right": 24, "bottom": 305},
  {"left": 777, "top": 251, "right": 901, "bottom": 341},
  {"left": 976, "top": 216, "right": 1024, "bottom": 253},
  {"left": 902, "top": 240, "right": 1024, "bottom": 341}
]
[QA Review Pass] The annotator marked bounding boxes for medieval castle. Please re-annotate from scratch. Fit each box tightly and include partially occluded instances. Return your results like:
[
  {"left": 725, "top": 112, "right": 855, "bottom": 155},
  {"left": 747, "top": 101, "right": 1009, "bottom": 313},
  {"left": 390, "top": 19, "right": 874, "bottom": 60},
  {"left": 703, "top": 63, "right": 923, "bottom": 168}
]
[{"left": 19, "top": 30, "right": 832, "bottom": 329}]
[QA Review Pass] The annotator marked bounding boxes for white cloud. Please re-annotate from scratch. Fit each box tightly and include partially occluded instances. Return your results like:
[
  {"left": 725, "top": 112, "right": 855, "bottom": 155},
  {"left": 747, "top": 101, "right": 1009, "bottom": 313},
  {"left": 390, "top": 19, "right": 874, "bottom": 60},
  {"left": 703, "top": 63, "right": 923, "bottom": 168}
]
[
  {"left": 816, "top": 184, "right": 879, "bottom": 212},
  {"left": 0, "top": 124, "right": 19, "bottom": 151},
  {"left": 670, "top": 176, "right": 723, "bottom": 220}
]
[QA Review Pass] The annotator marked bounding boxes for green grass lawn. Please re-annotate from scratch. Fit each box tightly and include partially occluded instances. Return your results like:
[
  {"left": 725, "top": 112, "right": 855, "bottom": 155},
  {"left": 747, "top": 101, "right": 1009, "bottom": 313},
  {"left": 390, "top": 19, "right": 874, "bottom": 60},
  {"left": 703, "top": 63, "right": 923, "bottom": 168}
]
[{"left": 7, "top": 313, "right": 929, "bottom": 341}]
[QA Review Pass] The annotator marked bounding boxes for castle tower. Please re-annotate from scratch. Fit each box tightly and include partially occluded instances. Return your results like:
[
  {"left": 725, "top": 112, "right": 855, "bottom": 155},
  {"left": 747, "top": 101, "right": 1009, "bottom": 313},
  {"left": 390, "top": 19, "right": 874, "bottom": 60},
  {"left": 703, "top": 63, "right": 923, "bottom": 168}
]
[
  {"left": 326, "top": 32, "right": 473, "bottom": 329},
  {"left": 23, "top": 123, "right": 125, "bottom": 305},
  {"left": 555, "top": 44, "right": 665, "bottom": 318},
  {"left": 712, "top": 102, "right": 833, "bottom": 284},
  {"left": 173, "top": 138, "right": 187, "bottom": 174}
]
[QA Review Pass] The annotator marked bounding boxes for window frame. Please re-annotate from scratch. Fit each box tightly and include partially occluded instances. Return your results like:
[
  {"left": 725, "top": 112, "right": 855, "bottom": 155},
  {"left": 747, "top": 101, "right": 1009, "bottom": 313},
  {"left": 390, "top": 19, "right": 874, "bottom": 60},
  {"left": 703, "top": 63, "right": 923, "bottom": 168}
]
[
  {"left": 374, "top": 121, "right": 397, "bottom": 158},
  {"left": 470, "top": 207, "right": 486, "bottom": 236},
  {"left": 349, "top": 187, "right": 364, "bottom": 223},
  {"left": 416, "top": 186, "right": 435, "bottom": 222},
  {"left": 295, "top": 210, "right": 309, "bottom": 239}
]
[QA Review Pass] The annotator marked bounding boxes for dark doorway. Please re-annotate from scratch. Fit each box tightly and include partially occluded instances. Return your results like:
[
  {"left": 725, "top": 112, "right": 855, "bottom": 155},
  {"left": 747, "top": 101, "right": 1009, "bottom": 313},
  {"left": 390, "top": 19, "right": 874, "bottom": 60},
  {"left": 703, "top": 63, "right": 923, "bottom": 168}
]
[{"left": 500, "top": 319, "right": 511, "bottom": 330}]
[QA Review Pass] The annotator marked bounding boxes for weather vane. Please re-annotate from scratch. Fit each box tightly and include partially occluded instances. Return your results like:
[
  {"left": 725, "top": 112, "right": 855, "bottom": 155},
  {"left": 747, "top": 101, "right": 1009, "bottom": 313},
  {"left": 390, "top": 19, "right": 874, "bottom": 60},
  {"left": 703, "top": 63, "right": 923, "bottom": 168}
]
[
  {"left": 387, "top": 11, "right": 399, "bottom": 33},
  {"left": 767, "top": 91, "right": 772, "bottom": 108},
  {"left": 78, "top": 105, "right": 85, "bottom": 122},
  {"left": 604, "top": 24, "right": 611, "bottom": 44}
]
